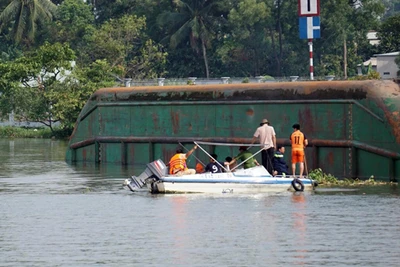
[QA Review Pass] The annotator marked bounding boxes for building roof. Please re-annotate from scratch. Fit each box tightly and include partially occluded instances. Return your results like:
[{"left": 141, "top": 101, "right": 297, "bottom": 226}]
[
  {"left": 361, "top": 57, "right": 377, "bottom": 67},
  {"left": 374, "top": 51, "right": 400, "bottom": 57}
]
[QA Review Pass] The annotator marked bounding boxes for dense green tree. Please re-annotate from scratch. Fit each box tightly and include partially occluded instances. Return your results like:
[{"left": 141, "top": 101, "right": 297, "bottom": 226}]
[
  {"left": 378, "top": 14, "right": 400, "bottom": 53},
  {"left": 0, "top": 0, "right": 9, "bottom": 10},
  {"left": 0, "top": 0, "right": 396, "bottom": 133},
  {"left": 0, "top": 0, "right": 57, "bottom": 45},
  {"left": 314, "top": 0, "right": 384, "bottom": 78},
  {"left": 43, "top": 0, "right": 94, "bottom": 49},
  {"left": 0, "top": 42, "right": 75, "bottom": 131},
  {"left": 219, "top": 0, "right": 271, "bottom": 76},
  {"left": 84, "top": 15, "right": 167, "bottom": 79},
  {"left": 267, "top": 0, "right": 305, "bottom": 77},
  {"left": 50, "top": 0, "right": 64, "bottom": 4},
  {"left": 163, "top": 46, "right": 206, "bottom": 77},
  {"left": 87, "top": 0, "right": 168, "bottom": 25},
  {"left": 157, "top": 0, "right": 223, "bottom": 78},
  {"left": 395, "top": 55, "right": 400, "bottom": 76},
  {"left": 382, "top": 0, "right": 400, "bottom": 19},
  {"left": 49, "top": 59, "right": 121, "bottom": 129},
  {"left": 0, "top": 42, "right": 122, "bottom": 130},
  {"left": 86, "top": 0, "right": 130, "bottom": 24}
]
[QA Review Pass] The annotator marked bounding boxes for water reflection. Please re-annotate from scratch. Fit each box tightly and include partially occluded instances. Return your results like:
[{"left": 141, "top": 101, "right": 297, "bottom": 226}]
[
  {"left": 170, "top": 196, "right": 190, "bottom": 264},
  {"left": 0, "top": 139, "right": 136, "bottom": 194},
  {"left": 291, "top": 192, "right": 307, "bottom": 266}
]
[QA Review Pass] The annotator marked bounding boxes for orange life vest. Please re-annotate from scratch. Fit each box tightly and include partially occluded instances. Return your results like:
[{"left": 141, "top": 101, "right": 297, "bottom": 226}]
[
  {"left": 169, "top": 153, "right": 187, "bottom": 174},
  {"left": 195, "top": 163, "right": 204, "bottom": 174},
  {"left": 291, "top": 130, "right": 305, "bottom": 151}
]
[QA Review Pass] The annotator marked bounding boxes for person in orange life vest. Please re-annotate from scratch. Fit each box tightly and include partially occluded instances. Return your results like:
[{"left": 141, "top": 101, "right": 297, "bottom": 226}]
[
  {"left": 290, "top": 123, "right": 308, "bottom": 178},
  {"left": 169, "top": 145, "right": 198, "bottom": 175},
  {"left": 195, "top": 162, "right": 205, "bottom": 173}
]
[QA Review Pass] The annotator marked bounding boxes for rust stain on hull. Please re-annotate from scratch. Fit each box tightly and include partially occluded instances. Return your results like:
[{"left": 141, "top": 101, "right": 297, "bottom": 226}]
[{"left": 170, "top": 111, "right": 180, "bottom": 134}]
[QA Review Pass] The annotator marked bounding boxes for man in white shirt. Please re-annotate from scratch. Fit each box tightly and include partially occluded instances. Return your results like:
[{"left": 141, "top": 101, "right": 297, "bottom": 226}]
[{"left": 251, "top": 119, "right": 277, "bottom": 175}]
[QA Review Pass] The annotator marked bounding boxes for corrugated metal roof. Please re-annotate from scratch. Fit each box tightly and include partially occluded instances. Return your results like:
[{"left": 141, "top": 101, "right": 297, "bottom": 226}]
[
  {"left": 362, "top": 57, "right": 377, "bottom": 66},
  {"left": 374, "top": 51, "right": 400, "bottom": 57}
]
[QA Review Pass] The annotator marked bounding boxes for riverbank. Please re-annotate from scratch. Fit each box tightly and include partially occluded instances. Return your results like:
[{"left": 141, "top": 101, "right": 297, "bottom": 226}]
[{"left": 0, "top": 126, "right": 71, "bottom": 139}]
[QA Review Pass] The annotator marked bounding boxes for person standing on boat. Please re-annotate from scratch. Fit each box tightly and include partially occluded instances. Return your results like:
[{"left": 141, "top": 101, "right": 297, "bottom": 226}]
[
  {"left": 251, "top": 118, "right": 276, "bottom": 175},
  {"left": 169, "top": 145, "right": 198, "bottom": 175},
  {"left": 272, "top": 146, "right": 289, "bottom": 176},
  {"left": 205, "top": 154, "right": 224, "bottom": 173},
  {"left": 290, "top": 124, "right": 308, "bottom": 178},
  {"left": 227, "top": 146, "right": 260, "bottom": 169}
]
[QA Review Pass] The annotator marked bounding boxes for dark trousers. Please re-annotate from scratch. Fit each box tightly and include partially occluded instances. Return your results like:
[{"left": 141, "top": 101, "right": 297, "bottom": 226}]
[{"left": 262, "top": 147, "right": 274, "bottom": 175}]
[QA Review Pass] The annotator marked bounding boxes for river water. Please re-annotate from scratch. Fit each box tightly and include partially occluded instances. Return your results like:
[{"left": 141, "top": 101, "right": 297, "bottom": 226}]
[{"left": 0, "top": 138, "right": 399, "bottom": 267}]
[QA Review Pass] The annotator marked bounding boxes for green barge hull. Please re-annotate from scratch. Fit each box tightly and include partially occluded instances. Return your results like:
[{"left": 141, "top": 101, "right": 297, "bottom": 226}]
[{"left": 66, "top": 80, "right": 400, "bottom": 181}]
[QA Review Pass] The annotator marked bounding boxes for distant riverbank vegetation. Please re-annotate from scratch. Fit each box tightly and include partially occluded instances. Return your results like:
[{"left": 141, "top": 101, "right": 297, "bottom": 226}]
[
  {"left": 0, "top": 126, "right": 71, "bottom": 139},
  {"left": 0, "top": 0, "right": 399, "bottom": 135}
]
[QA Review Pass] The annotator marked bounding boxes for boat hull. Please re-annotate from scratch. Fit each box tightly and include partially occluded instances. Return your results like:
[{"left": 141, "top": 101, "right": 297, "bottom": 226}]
[{"left": 154, "top": 181, "right": 314, "bottom": 194}]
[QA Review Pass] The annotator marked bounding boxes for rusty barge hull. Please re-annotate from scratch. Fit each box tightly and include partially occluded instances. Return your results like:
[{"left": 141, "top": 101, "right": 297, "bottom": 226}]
[{"left": 66, "top": 80, "right": 400, "bottom": 181}]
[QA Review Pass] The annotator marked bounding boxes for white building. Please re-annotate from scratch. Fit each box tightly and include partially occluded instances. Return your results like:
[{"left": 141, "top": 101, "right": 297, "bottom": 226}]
[
  {"left": 374, "top": 52, "right": 400, "bottom": 79},
  {"left": 358, "top": 52, "right": 399, "bottom": 78}
]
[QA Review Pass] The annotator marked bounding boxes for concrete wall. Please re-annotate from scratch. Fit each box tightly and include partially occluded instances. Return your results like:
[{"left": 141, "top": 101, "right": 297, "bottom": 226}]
[{"left": 376, "top": 52, "right": 400, "bottom": 79}]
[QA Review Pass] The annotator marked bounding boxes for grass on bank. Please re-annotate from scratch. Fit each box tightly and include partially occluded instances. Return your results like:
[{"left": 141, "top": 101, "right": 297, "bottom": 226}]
[
  {"left": 0, "top": 126, "right": 71, "bottom": 139},
  {"left": 309, "top": 168, "right": 397, "bottom": 186}
]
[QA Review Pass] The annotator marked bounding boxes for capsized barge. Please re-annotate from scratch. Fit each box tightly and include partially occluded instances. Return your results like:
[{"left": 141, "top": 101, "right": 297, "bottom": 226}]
[{"left": 66, "top": 80, "right": 400, "bottom": 181}]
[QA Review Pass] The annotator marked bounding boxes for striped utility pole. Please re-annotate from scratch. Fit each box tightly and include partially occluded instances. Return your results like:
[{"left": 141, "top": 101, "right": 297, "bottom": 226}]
[
  {"left": 299, "top": 0, "right": 320, "bottom": 81},
  {"left": 308, "top": 39, "right": 314, "bottom": 80}
]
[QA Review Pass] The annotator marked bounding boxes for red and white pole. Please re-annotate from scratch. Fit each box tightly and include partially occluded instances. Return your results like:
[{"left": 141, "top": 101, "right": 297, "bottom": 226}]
[{"left": 308, "top": 38, "right": 314, "bottom": 80}]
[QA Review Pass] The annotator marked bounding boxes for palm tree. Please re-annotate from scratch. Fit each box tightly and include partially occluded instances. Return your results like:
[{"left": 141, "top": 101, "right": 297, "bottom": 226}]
[
  {"left": 157, "top": 0, "right": 220, "bottom": 78},
  {"left": 0, "top": 0, "right": 57, "bottom": 45}
]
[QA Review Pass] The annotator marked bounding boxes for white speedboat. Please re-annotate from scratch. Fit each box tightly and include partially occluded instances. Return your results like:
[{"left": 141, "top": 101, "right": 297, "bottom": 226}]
[{"left": 123, "top": 158, "right": 318, "bottom": 194}]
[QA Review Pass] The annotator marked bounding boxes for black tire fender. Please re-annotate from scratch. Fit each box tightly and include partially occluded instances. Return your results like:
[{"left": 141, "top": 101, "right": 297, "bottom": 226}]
[
  {"left": 291, "top": 178, "right": 304, "bottom": 192},
  {"left": 150, "top": 181, "right": 159, "bottom": 194}
]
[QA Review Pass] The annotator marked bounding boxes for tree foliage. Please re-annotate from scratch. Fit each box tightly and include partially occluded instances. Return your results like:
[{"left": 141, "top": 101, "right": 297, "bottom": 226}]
[
  {"left": 49, "top": 59, "right": 121, "bottom": 129},
  {"left": 0, "top": 42, "right": 122, "bottom": 131},
  {"left": 0, "top": 0, "right": 398, "bottom": 132},
  {"left": 378, "top": 14, "right": 400, "bottom": 53},
  {"left": 218, "top": 0, "right": 270, "bottom": 76},
  {"left": 85, "top": 15, "right": 167, "bottom": 79},
  {"left": 0, "top": 42, "right": 75, "bottom": 130},
  {"left": 0, "top": 0, "right": 57, "bottom": 45},
  {"left": 44, "top": 0, "right": 95, "bottom": 51},
  {"left": 382, "top": 0, "right": 400, "bottom": 19},
  {"left": 157, "top": 0, "right": 223, "bottom": 78}
]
